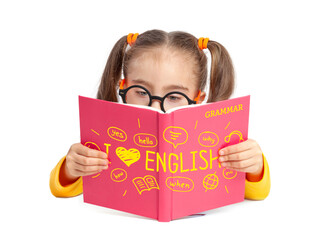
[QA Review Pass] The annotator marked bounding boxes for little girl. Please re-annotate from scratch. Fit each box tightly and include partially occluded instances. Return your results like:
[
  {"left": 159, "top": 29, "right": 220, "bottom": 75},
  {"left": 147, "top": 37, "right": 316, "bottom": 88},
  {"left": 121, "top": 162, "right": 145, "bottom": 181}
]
[{"left": 50, "top": 30, "right": 270, "bottom": 200}]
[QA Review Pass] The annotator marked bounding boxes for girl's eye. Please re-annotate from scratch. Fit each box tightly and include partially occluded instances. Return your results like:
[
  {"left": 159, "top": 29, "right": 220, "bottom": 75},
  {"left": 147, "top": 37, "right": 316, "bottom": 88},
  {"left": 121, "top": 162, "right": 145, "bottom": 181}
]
[
  {"left": 135, "top": 91, "right": 148, "bottom": 97},
  {"left": 168, "top": 95, "right": 182, "bottom": 101}
]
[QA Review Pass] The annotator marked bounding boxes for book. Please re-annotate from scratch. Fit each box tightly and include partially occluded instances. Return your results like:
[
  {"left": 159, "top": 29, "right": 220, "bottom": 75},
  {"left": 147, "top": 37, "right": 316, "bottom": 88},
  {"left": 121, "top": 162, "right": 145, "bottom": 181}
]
[{"left": 79, "top": 95, "right": 250, "bottom": 222}]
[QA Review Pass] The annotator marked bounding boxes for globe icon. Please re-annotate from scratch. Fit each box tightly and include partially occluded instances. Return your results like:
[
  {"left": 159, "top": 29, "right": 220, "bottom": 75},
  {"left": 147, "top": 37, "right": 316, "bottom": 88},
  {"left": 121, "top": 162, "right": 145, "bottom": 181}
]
[{"left": 203, "top": 172, "right": 219, "bottom": 192}]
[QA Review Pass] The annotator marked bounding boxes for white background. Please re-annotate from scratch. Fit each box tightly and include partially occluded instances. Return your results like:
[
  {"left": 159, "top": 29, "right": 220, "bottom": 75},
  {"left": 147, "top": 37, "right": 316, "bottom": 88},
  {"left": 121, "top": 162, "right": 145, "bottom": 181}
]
[{"left": 1, "top": 0, "right": 319, "bottom": 239}]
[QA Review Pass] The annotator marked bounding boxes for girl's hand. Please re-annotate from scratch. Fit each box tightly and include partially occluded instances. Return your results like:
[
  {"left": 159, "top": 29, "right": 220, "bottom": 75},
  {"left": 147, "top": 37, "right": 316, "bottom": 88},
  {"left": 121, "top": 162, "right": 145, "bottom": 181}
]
[
  {"left": 61, "top": 143, "right": 110, "bottom": 185},
  {"left": 218, "top": 139, "right": 264, "bottom": 182}
]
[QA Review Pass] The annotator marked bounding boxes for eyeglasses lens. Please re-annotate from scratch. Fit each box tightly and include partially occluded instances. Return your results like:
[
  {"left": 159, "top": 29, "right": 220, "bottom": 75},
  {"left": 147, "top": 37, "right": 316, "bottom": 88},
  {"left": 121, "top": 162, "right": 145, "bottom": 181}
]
[
  {"left": 125, "top": 87, "right": 150, "bottom": 106},
  {"left": 163, "top": 93, "right": 189, "bottom": 111}
]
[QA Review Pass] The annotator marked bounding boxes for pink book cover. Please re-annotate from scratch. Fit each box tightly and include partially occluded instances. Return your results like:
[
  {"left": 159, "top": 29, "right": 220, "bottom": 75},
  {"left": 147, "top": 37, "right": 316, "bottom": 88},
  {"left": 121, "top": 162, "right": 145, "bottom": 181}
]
[{"left": 79, "top": 95, "right": 250, "bottom": 222}]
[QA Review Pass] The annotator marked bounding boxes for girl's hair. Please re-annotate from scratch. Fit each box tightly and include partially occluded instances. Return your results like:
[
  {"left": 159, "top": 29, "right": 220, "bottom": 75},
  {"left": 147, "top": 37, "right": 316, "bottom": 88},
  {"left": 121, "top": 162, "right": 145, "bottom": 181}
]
[{"left": 97, "top": 29, "right": 234, "bottom": 103}]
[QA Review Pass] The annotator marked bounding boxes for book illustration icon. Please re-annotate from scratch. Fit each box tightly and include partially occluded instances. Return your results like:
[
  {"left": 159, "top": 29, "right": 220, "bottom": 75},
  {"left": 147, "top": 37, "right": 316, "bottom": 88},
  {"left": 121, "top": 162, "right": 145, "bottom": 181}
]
[
  {"left": 116, "top": 147, "right": 140, "bottom": 167},
  {"left": 132, "top": 175, "right": 159, "bottom": 195},
  {"left": 163, "top": 126, "right": 188, "bottom": 148},
  {"left": 224, "top": 130, "right": 244, "bottom": 143},
  {"left": 84, "top": 141, "right": 101, "bottom": 151},
  {"left": 110, "top": 168, "right": 127, "bottom": 182},
  {"left": 223, "top": 169, "right": 237, "bottom": 179},
  {"left": 203, "top": 172, "right": 219, "bottom": 192},
  {"left": 198, "top": 131, "right": 219, "bottom": 147}
]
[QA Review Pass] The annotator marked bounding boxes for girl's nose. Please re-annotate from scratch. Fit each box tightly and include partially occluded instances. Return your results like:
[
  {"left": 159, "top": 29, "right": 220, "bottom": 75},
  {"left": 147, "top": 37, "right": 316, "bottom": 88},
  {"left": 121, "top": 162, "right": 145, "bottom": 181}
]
[{"left": 150, "top": 99, "right": 162, "bottom": 111}]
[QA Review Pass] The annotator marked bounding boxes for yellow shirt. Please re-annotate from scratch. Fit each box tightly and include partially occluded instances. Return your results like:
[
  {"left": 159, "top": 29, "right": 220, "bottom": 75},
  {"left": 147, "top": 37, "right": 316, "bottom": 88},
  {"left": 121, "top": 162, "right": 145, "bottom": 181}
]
[{"left": 50, "top": 155, "right": 270, "bottom": 200}]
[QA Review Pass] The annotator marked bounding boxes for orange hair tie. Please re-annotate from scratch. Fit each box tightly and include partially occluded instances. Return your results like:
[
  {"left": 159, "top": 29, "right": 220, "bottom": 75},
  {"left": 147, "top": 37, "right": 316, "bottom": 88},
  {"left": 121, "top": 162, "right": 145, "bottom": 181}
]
[
  {"left": 194, "top": 90, "right": 202, "bottom": 103},
  {"left": 198, "top": 37, "right": 209, "bottom": 50},
  {"left": 127, "top": 33, "right": 139, "bottom": 46},
  {"left": 119, "top": 79, "right": 125, "bottom": 89}
]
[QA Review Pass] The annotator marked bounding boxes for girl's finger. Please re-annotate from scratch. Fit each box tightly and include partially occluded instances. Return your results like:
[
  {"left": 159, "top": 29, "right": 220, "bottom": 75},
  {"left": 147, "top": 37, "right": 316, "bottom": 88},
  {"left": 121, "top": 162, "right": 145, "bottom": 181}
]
[
  {"left": 76, "top": 144, "right": 108, "bottom": 159},
  {"left": 221, "top": 158, "right": 255, "bottom": 170},
  {"left": 73, "top": 154, "right": 109, "bottom": 166},
  {"left": 219, "top": 150, "right": 255, "bottom": 162},
  {"left": 72, "top": 168, "right": 107, "bottom": 177},
  {"left": 73, "top": 162, "right": 109, "bottom": 173},
  {"left": 223, "top": 164, "right": 260, "bottom": 174},
  {"left": 219, "top": 140, "right": 252, "bottom": 156}
]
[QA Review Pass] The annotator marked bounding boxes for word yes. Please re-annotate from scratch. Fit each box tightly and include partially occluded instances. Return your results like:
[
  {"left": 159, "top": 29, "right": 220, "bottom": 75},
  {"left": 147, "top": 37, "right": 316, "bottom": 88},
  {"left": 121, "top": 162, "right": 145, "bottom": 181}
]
[{"left": 110, "top": 129, "right": 124, "bottom": 139}]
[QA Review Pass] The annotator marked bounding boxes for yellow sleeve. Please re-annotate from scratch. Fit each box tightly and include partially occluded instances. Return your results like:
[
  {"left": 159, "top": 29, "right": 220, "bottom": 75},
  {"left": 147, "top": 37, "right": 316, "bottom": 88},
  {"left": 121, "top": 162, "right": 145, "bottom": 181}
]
[
  {"left": 49, "top": 156, "right": 83, "bottom": 197},
  {"left": 245, "top": 154, "right": 271, "bottom": 200}
]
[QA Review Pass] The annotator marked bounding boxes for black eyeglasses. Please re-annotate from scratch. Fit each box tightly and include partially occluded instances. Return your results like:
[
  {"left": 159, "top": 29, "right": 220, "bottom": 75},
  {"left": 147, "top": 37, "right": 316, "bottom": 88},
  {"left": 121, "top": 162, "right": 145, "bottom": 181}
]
[{"left": 119, "top": 85, "right": 199, "bottom": 112}]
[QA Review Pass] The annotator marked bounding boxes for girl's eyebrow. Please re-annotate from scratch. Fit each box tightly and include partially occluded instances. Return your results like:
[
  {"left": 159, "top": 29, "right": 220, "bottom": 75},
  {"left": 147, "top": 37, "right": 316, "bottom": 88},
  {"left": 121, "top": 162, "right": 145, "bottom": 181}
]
[
  {"left": 131, "top": 79, "right": 152, "bottom": 88},
  {"left": 131, "top": 79, "right": 189, "bottom": 92},
  {"left": 164, "top": 84, "right": 189, "bottom": 92}
]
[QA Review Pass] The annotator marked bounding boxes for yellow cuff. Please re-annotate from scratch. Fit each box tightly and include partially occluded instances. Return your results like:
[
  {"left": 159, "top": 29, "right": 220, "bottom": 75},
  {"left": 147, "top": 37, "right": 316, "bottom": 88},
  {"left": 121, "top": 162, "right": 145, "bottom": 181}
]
[
  {"left": 245, "top": 154, "right": 271, "bottom": 200},
  {"left": 49, "top": 156, "right": 83, "bottom": 197}
]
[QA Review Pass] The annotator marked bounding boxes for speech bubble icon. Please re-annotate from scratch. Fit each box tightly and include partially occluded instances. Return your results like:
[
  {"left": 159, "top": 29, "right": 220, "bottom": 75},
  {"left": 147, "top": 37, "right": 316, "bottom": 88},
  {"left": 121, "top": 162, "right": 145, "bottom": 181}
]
[
  {"left": 110, "top": 168, "right": 127, "bottom": 182},
  {"left": 198, "top": 131, "right": 219, "bottom": 147},
  {"left": 163, "top": 126, "right": 188, "bottom": 149},
  {"left": 223, "top": 169, "right": 237, "bottom": 179}
]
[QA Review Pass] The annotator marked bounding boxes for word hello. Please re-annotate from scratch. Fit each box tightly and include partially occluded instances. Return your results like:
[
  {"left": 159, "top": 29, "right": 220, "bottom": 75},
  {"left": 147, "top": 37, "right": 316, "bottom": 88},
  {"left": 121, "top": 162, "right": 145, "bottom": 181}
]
[
  {"left": 134, "top": 133, "right": 158, "bottom": 148},
  {"left": 139, "top": 136, "right": 153, "bottom": 144}
]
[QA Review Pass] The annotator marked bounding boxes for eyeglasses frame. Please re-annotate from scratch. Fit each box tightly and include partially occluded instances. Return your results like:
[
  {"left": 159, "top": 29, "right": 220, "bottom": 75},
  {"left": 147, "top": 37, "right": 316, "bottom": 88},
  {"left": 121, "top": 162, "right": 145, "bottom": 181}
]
[{"left": 119, "top": 81, "right": 201, "bottom": 112}]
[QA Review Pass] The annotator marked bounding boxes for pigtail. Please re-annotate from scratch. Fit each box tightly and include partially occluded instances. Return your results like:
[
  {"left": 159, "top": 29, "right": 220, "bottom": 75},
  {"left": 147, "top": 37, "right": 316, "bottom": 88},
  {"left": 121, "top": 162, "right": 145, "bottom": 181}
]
[
  {"left": 206, "top": 41, "right": 235, "bottom": 102},
  {"left": 97, "top": 35, "right": 128, "bottom": 101}
]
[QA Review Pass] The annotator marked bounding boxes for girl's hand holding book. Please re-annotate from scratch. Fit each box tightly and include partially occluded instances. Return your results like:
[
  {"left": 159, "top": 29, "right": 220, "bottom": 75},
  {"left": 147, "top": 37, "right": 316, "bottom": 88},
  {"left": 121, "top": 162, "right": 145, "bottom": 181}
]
[
  {"left": 218, "top": 139, "right": 264, "bottom": 182},
  {"left": 60, "top": 143, "right": 110, "bottom": 185}
]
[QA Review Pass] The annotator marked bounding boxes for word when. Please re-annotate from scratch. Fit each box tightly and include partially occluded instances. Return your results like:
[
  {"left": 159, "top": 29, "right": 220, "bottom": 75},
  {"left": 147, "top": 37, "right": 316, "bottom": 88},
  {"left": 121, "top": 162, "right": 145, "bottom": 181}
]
[
  {"left": 166, "top": 177, "right": 194, "bottom": 192},
  {"left": 145, "top": 149, "right": 219, "bottom": 174},
  {"left": 205, "top": 104, "right": 243, "bottom": 118},
  {"left": 169, "top": 180, "right": 190, "bottom": 189}
]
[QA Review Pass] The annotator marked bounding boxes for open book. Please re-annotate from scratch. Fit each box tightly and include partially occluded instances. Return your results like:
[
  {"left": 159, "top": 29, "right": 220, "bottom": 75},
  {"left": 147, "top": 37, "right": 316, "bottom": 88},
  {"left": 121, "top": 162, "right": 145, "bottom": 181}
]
[{"left": 79, "top": 95, "right": 250, "bottom": 222}]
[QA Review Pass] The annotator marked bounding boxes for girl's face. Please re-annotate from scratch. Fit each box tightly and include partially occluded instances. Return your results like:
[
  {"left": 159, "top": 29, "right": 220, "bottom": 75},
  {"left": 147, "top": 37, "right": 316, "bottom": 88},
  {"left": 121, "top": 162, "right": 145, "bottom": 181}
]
[{"left": 123, "top": 48, "right": 206, "bottom": 111}]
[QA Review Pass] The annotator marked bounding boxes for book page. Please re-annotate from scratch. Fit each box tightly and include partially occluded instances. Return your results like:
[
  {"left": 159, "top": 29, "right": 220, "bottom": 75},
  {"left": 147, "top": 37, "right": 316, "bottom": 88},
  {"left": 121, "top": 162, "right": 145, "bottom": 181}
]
[
  {"left": 157, "top": 96, "right": 250, "bottom": 219},
  {"left": 79, "top": 96, "right": 160, "bottom": 220}
]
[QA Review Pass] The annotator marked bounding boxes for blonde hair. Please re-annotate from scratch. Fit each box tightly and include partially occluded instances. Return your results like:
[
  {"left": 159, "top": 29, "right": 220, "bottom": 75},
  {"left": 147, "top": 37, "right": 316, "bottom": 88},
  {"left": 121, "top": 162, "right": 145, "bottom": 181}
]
[{"left": 97, "top": 29, "right": 234, "bottom": 103}]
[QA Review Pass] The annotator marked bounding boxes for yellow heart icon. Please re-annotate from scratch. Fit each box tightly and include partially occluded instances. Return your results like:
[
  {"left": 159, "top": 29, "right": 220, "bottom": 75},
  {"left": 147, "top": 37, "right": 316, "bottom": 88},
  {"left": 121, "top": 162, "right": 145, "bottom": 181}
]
[{"left": 116, "top": 147, "right": 140, "bottom": 167}]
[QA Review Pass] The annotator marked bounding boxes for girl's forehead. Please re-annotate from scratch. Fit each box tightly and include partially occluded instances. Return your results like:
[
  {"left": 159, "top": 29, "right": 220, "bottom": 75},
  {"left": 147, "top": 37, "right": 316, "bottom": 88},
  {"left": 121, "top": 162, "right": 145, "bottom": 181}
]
[
  {"left": 133, "top": 47, "right": 190, "bottom": 64},
  {"left": 127, "top": 48, "right": 198, "bottom": 91}
]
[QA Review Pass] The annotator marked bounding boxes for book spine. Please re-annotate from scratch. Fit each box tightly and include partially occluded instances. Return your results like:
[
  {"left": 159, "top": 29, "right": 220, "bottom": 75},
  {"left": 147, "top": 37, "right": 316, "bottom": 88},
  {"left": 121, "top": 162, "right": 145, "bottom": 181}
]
[{"left": 158, "top": 113, "right": 172, "bottom": 222}]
